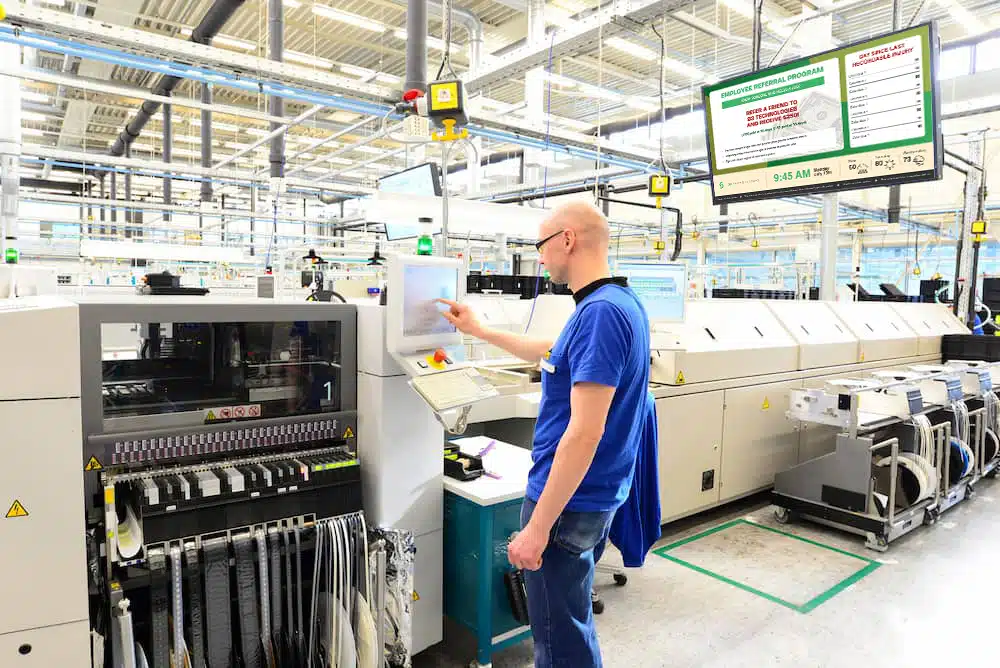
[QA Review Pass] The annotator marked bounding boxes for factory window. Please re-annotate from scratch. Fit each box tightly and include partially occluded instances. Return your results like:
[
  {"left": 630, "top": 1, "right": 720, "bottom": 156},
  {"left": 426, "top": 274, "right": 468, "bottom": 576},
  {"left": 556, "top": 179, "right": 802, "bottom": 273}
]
[
  {"left": 975, "top": 38, "right": 1000, "bottom": 72},
  {"left": 939, "top": 46, "right": 972, "bottom": 80}
]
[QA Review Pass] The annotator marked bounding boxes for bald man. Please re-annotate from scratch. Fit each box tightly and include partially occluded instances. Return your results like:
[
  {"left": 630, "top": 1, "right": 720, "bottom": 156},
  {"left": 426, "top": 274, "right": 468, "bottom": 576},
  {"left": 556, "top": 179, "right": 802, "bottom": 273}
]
[{"left": 440, "top": 202, "right": 651, "bottom": 667}]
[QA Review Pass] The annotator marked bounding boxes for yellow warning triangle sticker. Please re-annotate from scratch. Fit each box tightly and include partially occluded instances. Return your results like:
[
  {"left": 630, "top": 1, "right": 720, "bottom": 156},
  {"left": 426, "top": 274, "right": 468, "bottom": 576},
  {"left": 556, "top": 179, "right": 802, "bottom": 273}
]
[
  {"left": 762, "top": 397, "right": 770, "bottom": 410},
  {"left": 5, "top": 500, "right": 28, "bottom": 518},
  {"left": 85, "top": 455, "right": 103, "bottom": 471},
  {"left": 675, "top": 370, "right": 686, "bottom": 385},
  {"left": 206, "top": 410, "right": 217, "bottom": 421},
  {"left": 860, "top": 351, "right": 865, "bottom": 362},
  {"left": 343, "top": 427, "right": 355, "bottom": 439},
  {"left": 412, "top": 590, "right": 420, "bottom": 601}
]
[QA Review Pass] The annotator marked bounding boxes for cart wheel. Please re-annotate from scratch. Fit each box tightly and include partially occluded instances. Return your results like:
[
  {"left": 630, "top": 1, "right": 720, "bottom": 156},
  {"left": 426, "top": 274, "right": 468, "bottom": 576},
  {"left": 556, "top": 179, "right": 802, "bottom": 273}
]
[
  {"left": 613, "top": 572, "right": 628, "bottom": 587},
  {"left": 773, "top": 507, "right": 791, "bottom": 524},
  {"left": 591, "top": 591, "right": 605, "bottom": 615},
  {"left": 967, "top": 485, "right": 977, "bottom": 500}
]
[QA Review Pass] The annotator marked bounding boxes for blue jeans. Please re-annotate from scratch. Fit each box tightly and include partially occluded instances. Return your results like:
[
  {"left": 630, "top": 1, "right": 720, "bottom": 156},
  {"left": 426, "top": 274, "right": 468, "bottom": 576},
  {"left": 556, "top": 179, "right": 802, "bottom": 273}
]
[{"left": 520, "top": 497, "right": 615, "bottom": 668}]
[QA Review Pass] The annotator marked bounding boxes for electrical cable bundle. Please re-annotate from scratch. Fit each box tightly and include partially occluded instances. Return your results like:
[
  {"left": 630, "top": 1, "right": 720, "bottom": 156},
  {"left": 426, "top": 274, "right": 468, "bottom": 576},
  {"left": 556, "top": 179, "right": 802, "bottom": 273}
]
[
  {"left": 874, "top": 414, "right": 936, "bottom": 511},
  {"left": 948, "top": 400, "right": 976, "bottom": 484},
  {"left": 984, "top": 390, "right": 1000, "bottom": 462}
]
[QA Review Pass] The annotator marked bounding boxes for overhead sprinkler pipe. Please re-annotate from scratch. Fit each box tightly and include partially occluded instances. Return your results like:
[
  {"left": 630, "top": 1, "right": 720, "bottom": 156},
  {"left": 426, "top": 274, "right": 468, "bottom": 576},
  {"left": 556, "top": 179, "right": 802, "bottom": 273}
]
[
  {"left": 201, "top": 84, "right": 213, "bottom": 202},
  {"left": 268, "top": 0, "right": 285, "bottom": 179},
  {"left": 108, "top": 0, "right": 248, "bottom": 158},
  {"left": 405, "top": 0, "right": 428, "bottom": 92}
]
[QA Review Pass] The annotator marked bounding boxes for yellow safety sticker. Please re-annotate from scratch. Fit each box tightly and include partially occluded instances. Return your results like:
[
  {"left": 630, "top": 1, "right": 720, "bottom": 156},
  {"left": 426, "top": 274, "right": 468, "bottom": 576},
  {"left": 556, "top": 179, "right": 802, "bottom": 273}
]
[
  {"left": 5, "top": 500, "right": 28, "bottom": 518},
  {"left": 343, "top": 427, "right": 354, "bottom": 439},
  {"left": 412, "top": 590, "right": 420, "bottom": 601},
  {"left": 105, "top": 487, "right": 115, "bottom": 505},
  {"left": 85, "top": 455, "right": 103, "bottom": 471},
  {"left": 205, "top": 410, "right": 218, "bottom": 421},
  {"left": 676, "top": 370, "right": 686, "bottom": 385},
  {"left": 762, "top": 397, "right": 771, "bottom": 410}
]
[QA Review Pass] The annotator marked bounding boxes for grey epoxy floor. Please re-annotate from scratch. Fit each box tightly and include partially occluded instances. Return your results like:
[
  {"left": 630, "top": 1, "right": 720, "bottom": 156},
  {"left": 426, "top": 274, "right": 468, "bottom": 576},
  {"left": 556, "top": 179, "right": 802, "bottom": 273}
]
[{"left": 417, "top": 479, "right": 1000, "bottom": 668}]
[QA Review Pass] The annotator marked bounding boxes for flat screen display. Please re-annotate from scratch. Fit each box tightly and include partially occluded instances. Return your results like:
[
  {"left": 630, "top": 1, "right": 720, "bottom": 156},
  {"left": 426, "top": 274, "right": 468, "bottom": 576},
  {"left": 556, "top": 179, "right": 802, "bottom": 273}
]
[
  {"left": 616, "top": 262, "right": 686, "bottom": 322},
  {"left": 702, "top": 23, "right": 942, "bottom": 204},
  {"left": 378, "top": 163, "right": 443, "bottom": 241},
  {"left": 402, "top": 265, "right": 458, "bottom": 337}
]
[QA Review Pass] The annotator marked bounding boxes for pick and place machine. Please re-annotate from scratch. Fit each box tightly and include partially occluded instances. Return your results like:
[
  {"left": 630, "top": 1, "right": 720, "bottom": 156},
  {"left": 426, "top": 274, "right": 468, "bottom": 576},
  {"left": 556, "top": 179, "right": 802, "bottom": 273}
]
[{"left": 0, "top": 296, "right": 371, "bottom": 667}]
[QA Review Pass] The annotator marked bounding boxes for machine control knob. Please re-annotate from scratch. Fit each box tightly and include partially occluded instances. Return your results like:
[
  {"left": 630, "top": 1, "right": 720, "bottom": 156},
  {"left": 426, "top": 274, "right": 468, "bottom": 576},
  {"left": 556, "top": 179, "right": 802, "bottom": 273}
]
[{"left": 433, "top": 349, "right": 448, "bottom": 364}]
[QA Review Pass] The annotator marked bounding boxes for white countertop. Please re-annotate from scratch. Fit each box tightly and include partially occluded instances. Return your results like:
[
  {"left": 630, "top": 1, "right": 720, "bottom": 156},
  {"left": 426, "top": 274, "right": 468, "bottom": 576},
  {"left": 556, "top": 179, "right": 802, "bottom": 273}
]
[{"left": 444, "top": 436, "right": 533, "bottom": 506}]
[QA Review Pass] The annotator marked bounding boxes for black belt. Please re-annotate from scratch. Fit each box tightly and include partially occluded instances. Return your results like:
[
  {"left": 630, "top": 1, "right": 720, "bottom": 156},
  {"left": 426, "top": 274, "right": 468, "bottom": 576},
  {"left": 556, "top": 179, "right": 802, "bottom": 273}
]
[
  {"left": 255, "top": 530, "right": 272, "bottom": 667},
  {"left": 203, "top": 538, "right": 232, "bottom": 668},
  {"left": 170, "top": 546, "right": 184, "bottom": 668},
  {"left": 294, "top": 525, "right": 305, "bottom": 663},
  {"left": 269, "top": 530, "right": 283, "bottom": 636},
  {"left": 184, "top": 543, "right": 206, "bottom": 668},
  {"left": 149, "top": 552, "right": 169, "bottom": 668},
  {"left": 233, "top": 534, "right": 262, "bottom": 668}
]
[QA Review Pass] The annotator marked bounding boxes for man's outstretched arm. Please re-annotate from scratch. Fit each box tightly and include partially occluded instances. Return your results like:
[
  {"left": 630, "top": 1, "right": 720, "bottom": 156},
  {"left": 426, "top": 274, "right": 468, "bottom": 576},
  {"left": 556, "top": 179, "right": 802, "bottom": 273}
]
[{"left": 438, "top": 298, "right": 553, "bottom": 362}]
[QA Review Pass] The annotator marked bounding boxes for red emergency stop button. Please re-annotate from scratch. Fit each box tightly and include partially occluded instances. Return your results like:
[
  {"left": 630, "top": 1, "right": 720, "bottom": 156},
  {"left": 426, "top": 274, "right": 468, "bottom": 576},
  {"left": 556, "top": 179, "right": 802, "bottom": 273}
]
[{"left": 433, "top": 349, "right": 448, "bottom": 364}]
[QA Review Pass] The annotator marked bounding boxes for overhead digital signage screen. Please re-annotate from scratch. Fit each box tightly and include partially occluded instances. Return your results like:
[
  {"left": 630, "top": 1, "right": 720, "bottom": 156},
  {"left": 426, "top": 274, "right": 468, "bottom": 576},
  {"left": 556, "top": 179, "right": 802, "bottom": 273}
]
[{"left": 702, "top": 22, "right": 942, "bottom": 204}]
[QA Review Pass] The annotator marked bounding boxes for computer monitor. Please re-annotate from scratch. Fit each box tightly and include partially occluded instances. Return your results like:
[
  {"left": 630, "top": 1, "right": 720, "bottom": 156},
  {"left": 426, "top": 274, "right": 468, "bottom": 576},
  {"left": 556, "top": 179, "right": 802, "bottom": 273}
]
[
  {"left": 615, "top": 262, "right": 686, "bottom": 322},
  {"left": 378, "top": 163, "right": 443, "bottom": 241},
  {"left": 386, "top": 253, "right": 465, "bottom": 356}
]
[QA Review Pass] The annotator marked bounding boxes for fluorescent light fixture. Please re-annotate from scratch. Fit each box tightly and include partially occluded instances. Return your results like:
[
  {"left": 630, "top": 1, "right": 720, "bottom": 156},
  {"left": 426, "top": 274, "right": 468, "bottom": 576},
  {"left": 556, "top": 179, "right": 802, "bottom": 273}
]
[
  {"left": 285, "top": 50, "right": 334, "bottom": 69},
  {"left": 545, "top": 7, "right": 580, "bottom": 29},
  {"left": 719, "top": 0, "right": 753, "bottom": 19},
  {"left": 283, "top": 0, "right": 301, "bottom": 7},
  {"left": 606, "top": 37, "right": 657, "bottom": 61},
  {"left": 167, "top": 148, "right": 203, "bottom": 158},
  {"left": 538, "top": 71, "right": 579, "bottom": 89},
  {"left": 244, "top": 127, "right": 271, "bottom": 137},
  {"left": 22, "top": 128, "right": 45, "bottom": 137},
  {"left": 178, "top": 28, "right": 254, "bottom": 50},
  {"left": 353, "top": 145, "right": 384, "bottom": 155},
  {"left": 168, "top": 134, "right": 203, "bottom": 143},
  {"left": 625, "top": 97, "right": 660, "bottom": 112},
  {"left": 21, "top": 91, "right": 50, "bottom": 104},
  {"left": 38, "top": 0, "right": 67, "bottom": 6},
  {"left": 190, "top": 119, "right": 240, "bottom": 132},
  {"left": 339, "top": 64, "right": 401, "bottom": 85},
  {"left": 937, "top": 0, "right": 979, "bottom": 35},
  {"left": 214, "top": 35, "right": 256, "bottom": 51},
  {"left": 340, "top": 64, "right": 376, "bottom": 78},
  {"left": 312, "top": 5, "right": 386, "bottom": 32},
  {"left": 663, "top": 56, "right": 706, "bottom": 80},
  {"left": 393, "top": 30, "right": 458, "bottom": 53},
  {"left": 21, "top": 111, "right": 48, "bottom": 122}
]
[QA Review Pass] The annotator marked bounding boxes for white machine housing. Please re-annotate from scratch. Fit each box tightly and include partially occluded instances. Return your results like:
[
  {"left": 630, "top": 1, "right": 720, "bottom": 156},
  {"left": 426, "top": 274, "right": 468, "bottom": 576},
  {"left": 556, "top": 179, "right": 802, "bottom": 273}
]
[
  {"left": 888, "top": 302, "right": 970, "bottom": 355},
  {"left": 827, "top": 301, "right": 920, "bottom": 361},
  {"left": 0, "top": 297, "right": 89, "bottom": 666},
  {"left": 766, "top": 300, "right": 860, "bottom": 369},
  {"left": 650, "top": 300, "right": 799, "bottom": 385}
]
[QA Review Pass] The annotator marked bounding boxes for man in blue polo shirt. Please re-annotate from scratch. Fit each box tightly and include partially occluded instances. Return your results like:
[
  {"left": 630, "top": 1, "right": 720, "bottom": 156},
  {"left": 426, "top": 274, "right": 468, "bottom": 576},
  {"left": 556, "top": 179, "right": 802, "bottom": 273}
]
[{"left": 439, "top": 201, "right": 651, "bottom": 667}]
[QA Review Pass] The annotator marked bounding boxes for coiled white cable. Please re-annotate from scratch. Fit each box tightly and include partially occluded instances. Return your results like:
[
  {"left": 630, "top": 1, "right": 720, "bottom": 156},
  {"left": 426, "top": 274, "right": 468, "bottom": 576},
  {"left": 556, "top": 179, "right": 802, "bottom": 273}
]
[{"left": 910, "top": 414, "right": 937, "bottom": 500}]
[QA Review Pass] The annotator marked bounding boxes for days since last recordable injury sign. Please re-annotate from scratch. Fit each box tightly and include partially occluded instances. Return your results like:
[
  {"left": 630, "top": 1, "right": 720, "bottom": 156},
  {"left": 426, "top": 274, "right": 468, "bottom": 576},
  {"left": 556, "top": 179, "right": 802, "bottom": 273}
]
[{"left": 702, "top": 23, "right": 943, "bottom": 204}]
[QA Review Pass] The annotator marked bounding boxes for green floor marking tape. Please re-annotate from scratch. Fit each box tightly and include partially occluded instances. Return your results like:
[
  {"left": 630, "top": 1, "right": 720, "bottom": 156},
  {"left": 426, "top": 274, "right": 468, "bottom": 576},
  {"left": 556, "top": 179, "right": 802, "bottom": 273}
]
[{"left": 653, "top": 519, "right": 881, "bottom": 614}]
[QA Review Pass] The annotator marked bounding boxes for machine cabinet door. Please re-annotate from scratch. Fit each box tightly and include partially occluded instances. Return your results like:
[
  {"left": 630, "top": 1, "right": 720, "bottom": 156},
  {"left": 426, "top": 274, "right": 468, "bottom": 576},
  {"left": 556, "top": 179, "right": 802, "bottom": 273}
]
[
  {"left": 655, "top": 392, "right": 724, "bottom": 523},
  {"left": 719, "top": 380, "right": 802, "bottom": 502}
]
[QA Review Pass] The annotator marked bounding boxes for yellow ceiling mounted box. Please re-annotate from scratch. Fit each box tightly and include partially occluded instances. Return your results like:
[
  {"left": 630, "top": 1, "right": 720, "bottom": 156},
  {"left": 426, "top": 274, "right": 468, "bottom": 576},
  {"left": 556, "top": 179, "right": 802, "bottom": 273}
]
[
  {"left": 648, "top": 174, "right": 671, "bottom": 197},
  {"left": 427, "top": 80, "right": 469, "bottom": 140}
]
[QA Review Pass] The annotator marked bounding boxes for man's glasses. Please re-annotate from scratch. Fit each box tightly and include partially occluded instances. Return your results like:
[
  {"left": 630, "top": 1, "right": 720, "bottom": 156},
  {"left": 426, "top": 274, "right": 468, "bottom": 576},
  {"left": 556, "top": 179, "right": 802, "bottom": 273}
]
[{"left": 535, "top": 229, "right": 565, "bottom": 251}]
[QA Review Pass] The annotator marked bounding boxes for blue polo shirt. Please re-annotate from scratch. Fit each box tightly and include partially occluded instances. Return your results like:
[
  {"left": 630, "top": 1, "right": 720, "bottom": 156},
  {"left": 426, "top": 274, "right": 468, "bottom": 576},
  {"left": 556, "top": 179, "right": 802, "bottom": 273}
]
[{"left": 526, "top": 278, "right": 651, "bottom": 512}]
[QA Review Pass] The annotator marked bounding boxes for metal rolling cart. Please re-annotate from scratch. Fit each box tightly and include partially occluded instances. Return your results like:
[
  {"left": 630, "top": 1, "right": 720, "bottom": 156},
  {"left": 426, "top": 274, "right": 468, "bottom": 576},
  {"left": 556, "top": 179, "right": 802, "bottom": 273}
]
[{"left": 772, "top": 374, "right": 953, "bottom": 551}]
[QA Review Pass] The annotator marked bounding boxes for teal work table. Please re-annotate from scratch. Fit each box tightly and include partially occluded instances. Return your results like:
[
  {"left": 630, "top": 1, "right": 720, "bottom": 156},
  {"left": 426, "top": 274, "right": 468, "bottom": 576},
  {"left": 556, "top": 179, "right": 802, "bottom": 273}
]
[{"left": 443, "top": 437, "right": 533, "bottom": 668}]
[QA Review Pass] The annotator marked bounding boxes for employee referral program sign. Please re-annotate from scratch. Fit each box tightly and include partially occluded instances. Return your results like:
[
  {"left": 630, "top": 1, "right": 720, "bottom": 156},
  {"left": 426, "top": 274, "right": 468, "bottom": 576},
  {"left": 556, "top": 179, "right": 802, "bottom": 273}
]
[{"left": 702, "top": 22, "right": 942, "bottom": 204}]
